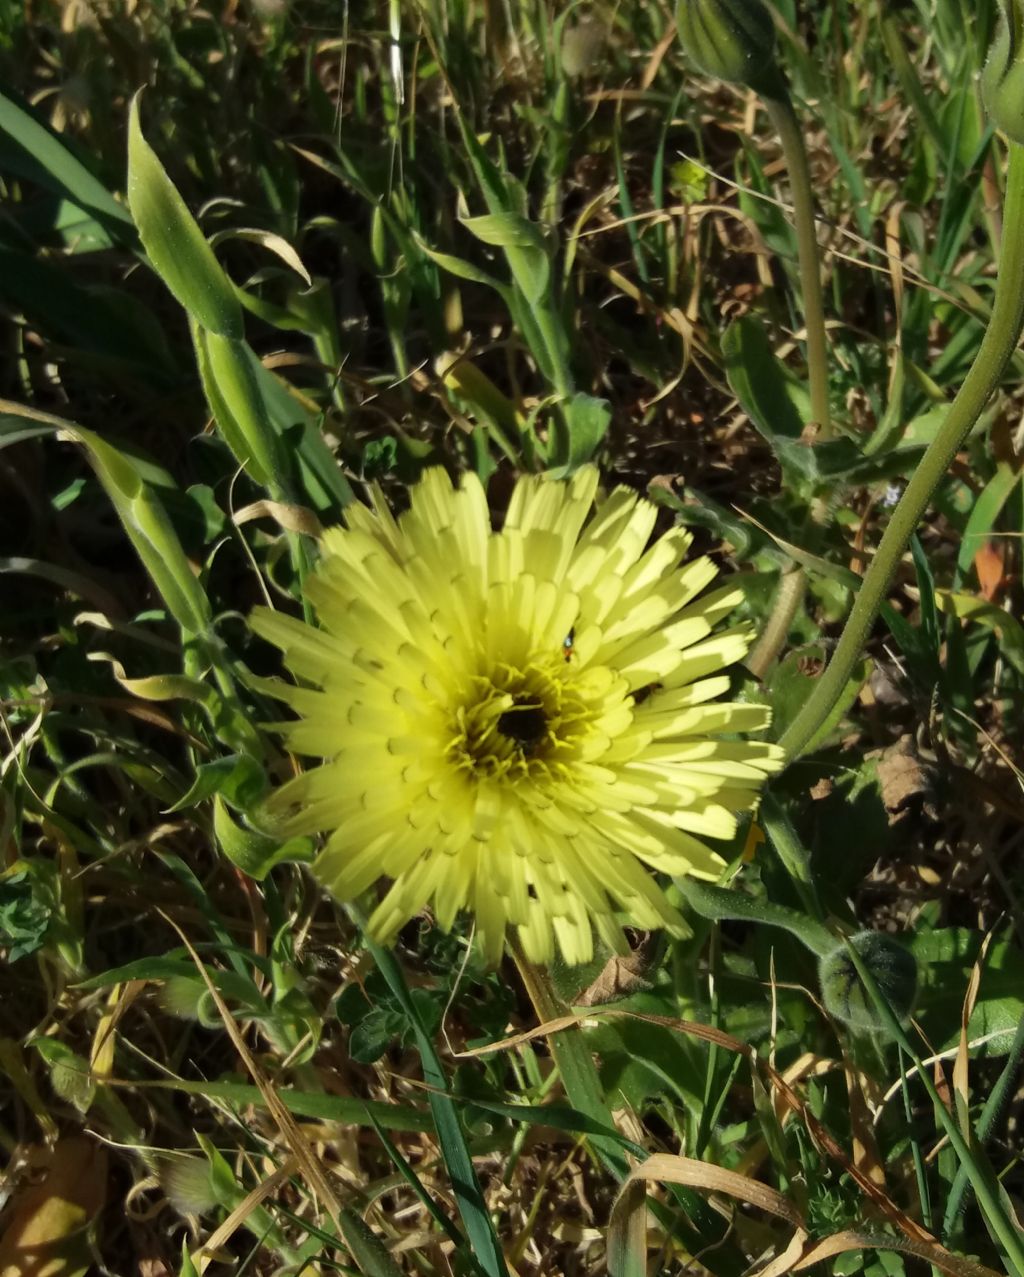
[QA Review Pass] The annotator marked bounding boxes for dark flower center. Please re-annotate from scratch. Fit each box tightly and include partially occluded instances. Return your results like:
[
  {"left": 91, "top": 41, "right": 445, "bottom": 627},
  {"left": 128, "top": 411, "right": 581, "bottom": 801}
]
[{"left": 496, "top": 702, "right": 548, "bottom": 751}]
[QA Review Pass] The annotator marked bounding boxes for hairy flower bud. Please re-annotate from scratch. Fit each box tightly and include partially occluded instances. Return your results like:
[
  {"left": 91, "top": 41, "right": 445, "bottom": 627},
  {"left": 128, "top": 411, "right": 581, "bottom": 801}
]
[
  {"left": 676, "top": 0, "right": 784, "bottom": 96},
  {"left": 819, "top": 931, "right": 918, "bottom": 1032},
  {"left": 983, "top": 0, "right": 1024, "bottom": 143}
]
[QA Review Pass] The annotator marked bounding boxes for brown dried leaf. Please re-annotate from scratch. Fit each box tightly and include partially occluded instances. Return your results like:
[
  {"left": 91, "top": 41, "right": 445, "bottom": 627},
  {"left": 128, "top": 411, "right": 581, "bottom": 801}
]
[
  {"left": 0, "top": 1137, "right": 107, "bottom": 1277},
  {"left": 954, "top": 926, "right": 997, "bottom": 1129},
  {"left": 573, "top": 935, "right": 659, "bottom": 1006},
  {"left": 875, "top": 735, "right": 934, "bottom": 818},
  {"left": 974, "top": 539, "right": 1007, "bottom": 603}
]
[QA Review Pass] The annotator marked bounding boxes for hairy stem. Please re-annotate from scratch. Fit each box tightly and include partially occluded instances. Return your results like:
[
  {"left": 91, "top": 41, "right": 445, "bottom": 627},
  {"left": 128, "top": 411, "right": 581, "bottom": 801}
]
[
  {"left": 780, "top": 141, "right": 1024, "bottom": 760},
  {"left": 746, "top": 565, "right": 807, "bottom": 678}
]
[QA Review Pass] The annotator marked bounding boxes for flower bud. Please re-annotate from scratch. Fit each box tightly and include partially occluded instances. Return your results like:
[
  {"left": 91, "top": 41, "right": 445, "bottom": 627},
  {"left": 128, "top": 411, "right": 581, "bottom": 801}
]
[
  {"left": 983, "top": 0, "right": 1024, "bottom": 143},
  {"left": 676, "top": 0, "right": 784, "bottom": 96},
  {"left": 818, "top": 931, "right": 918, "bottom": 1031}
]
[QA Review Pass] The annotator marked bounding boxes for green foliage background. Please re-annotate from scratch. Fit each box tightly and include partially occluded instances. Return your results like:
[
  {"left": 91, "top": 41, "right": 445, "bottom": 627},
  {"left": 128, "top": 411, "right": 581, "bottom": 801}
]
[{"left": 1, "top": 1, "right": 1024, "bottom": 1275}]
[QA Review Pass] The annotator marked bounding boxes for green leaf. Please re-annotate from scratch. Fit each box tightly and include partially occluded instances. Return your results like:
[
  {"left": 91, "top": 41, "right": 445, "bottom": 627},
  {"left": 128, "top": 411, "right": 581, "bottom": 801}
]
[
  {"left": 126, "top": 93, "right": 243, "bottom": 339},
  {"left": 417, "top": 239, "right": 508, "bottom": 291},
  {"left": 167, "top": 754, "right": 267, "bottom": 813},
  {"left": 212, "top": 797, "right": 313, "bottom": 880},
  {"left": 677, "top": 879, "right": 835, "bottom": 956},
  {"left": 769, "top": 646, "right": 873, "bottom": 752},
  {"left": 0, "top": 247, "right": 173, "bottom": 373},
  {"left": 29, "top": 1038, "right": 95, "bottom": 1113},
  {"left": 75, "top": 956, "right": 204, "bottom": 988},
  {"left": 936, "top": 590, "right": 1024, "bottom": 677},
  {"left": 722, "top": 314, "right": 808, "bottom": 441},
  {"left": 909, "top": 927, "right": 1024, "bottom": 1053},
  {"left": 349, "top": 1009, "right": 407, "bottom": 1065},
  {"left": 648, "top": 482, "right": 757, "bottom": 556},
  {"left": 177, "top": 1241, "right": 201, "bottom": 1277},
  {"left": 0, "top": 86, "right": 134, "bottom": 240},
  {"left": 459, "top": 210, "right": 546, "bottom": 251},
  {"left": 124, "top": 1074, "right": 433, "bottom": 1132},
  {"left": 551, "top": 390, "right": 607, "bottom": 472},
  {"left": 193, "top": 327, "right": 281, "bottom": 484},
  {"left": 246, "top": 352, "right": 354, "bottom": 512},
  {"left": 0, "top": 868, "right": 52, "bottom": 962},
  {"left": 956, "top": 462, "right": 1020, "bottom": 582},
  {"left": 337, "top": 1207, "right": 407, "bottom": 1277}
]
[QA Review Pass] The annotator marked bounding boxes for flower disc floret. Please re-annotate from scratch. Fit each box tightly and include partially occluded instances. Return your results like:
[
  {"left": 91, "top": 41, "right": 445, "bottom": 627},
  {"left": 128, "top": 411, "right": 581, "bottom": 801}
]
[{"left": 252, "top": 465, "right": 782, "bottom": 965}]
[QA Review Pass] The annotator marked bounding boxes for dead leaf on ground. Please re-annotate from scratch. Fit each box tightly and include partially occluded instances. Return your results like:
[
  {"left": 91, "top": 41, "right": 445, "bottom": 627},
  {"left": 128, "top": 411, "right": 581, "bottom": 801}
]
[
  {"left": 974, "top": 539, "right": 1008, "bottom": 603},
  {"left": 873, "top": 735, "right": 936, "bottom": 822},
  {"left": 573, "top": 935, "right": 659, "bottom": 1006},
  {"left": 0, "top": 1136, "right": 108, "bottom": 1277}
]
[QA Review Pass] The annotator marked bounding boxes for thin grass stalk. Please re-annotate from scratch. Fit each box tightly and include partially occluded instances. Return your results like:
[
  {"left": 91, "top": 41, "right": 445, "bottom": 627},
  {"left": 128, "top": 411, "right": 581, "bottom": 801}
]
[
  {"left": 942, "top": 1015, "right": 1024, "bottom": 1237},
  {"left": 350, "top": 911, "right": 511, "bottom": 1277},
  {"left": 780, "top": 141, "right": 1024, "bottom": 760}
]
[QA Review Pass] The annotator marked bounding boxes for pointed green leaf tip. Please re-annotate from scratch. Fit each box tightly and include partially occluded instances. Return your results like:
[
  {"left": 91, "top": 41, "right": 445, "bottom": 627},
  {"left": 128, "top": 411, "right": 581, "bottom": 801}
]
[
  {"left": 126, "top": 92, "right": 243, "bottom": 338},
  {"left": 675, "top": 0, "right": 783, "bottom": 96},
  {"left": 983, "top": 0, "right": 1024, "bottom": 144}
]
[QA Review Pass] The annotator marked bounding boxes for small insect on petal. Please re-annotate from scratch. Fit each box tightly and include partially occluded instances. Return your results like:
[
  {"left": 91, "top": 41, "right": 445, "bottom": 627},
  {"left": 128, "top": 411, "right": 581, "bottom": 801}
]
[{"left": 254, "top": 466, "right": 781, "bottom": 965}]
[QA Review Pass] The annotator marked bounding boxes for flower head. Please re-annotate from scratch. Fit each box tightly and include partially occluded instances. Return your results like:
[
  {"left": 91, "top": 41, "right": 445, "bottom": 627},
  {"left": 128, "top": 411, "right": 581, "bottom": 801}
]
[
  {"left": 676, "top": 0, "right": 784, "bottom": 97},
  {"left": 252, "top": 466, "right": 781, "bottom": 965},
  {"left": 983, "top": 0, "right": 1024, "bottom": 144}
]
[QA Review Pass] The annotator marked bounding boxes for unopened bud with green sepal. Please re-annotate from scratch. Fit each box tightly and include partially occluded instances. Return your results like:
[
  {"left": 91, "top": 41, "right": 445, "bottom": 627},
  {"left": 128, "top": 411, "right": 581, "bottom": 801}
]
[
  {"left": 676, "top": 0, "right": 785, "bottom": 97},
  {"left": 983, "top": 0, "right": 1024, "bottom": 143},
  {"left": 818, "top": 931, "right": 918, "bottom": 1031}
]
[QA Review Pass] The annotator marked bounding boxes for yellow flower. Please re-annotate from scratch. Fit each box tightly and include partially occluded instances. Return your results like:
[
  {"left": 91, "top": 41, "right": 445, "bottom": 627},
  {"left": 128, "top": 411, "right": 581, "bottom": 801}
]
[{"left": 252, "top": 466, "right": 781, "bottom": 965}]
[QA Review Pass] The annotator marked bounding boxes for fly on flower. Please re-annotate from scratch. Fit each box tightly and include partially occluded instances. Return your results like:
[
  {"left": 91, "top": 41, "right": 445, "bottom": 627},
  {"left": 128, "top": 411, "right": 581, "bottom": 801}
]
[{"left": 251, "top": 466, "right": 782, "bottom": 965}]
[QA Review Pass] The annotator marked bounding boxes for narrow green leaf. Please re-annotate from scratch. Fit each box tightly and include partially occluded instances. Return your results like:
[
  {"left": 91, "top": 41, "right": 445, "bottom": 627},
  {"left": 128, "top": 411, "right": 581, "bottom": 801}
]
[
  {"left": 337, "top": 1206, "right": 406, "bottom": 1277},
  {"left": 937, "top": 590, "right": 1024, "bottom": 676},
  {"left": 368, "top": 1114, "right": 467, "bottom": 1249},
  {"left": 416, "top": 239, "right": 508, "bottom": 291},
  {"left": 178, "top": 1241, "right": 200, "bottom": 1277},
  {"left": 358, "top": 924, "right": 510, "bottom": 1277},
  {"left": 112, "top": 1074, "right": 433, "bottom": 1133},
  {"left": 0, "top": 247, "right": 173, "bottom": 373},
  {"left": 956, "top": 462, "right": 1020, "bottom": 582},
  {"left": 126, "top": 93, "right": 243, "bottom": 339},
  {"left": 459, "top": 211, "right": 546, "bottom": 251},
  {"left": 0, "top": 86, "right": 134, "bottom": 237}
]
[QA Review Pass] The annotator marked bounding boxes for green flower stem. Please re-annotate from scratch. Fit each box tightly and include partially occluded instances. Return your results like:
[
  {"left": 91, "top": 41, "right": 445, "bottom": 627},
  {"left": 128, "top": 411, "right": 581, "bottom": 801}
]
[
  {"left": 845, "top": 938, "right": 1024, "bottom": 1277},
  {"left": 506, "top": 934, "right": 629, "bottom": 1179},
  {"left": 745, "top": 89, "right": 834, "bottom": 675},
  {"left": 763, "top": 90, "right": 832, "bottom": 439},
  {"left": 779, "top": 141, "right": 1024, "bottom": 761}
]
